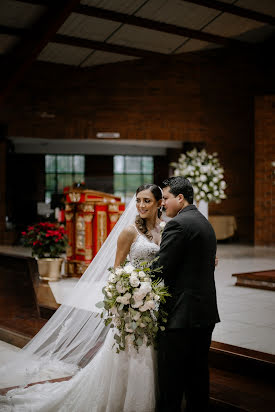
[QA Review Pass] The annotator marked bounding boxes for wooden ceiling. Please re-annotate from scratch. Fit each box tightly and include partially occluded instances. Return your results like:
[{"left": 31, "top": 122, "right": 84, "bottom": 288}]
[{"left": 0, "top": 0, "right": 275, "bottom": 105}]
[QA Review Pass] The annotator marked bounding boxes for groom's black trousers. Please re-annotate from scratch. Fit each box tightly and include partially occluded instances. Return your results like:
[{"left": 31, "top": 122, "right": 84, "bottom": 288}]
[{"left": 156, "top": 325, "right": 214, "bottom": 412}]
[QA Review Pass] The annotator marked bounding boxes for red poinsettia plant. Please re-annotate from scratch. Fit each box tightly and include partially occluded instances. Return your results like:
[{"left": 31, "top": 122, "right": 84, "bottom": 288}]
[{"left": 22, "top": 222, "right": 67, "bottom": 258}]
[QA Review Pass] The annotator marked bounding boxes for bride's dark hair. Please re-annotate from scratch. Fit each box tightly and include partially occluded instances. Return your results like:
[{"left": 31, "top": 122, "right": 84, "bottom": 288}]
[{"left": 135, "top": 184, "right": 163, "bottom": 241}]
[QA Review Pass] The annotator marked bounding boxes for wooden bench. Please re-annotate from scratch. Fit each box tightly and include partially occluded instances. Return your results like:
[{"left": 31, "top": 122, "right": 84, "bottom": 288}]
[{"left": 0, "top": 252, "right": 58, "bottom": 346}]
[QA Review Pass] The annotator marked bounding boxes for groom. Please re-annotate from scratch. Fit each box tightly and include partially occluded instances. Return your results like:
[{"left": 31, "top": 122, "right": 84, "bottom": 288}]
[{"left": 156, "top": 176, "right": 220, "bottom": 412}]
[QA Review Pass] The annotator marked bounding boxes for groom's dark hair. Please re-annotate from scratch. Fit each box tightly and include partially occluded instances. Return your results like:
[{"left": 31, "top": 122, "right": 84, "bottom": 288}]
[{"left": 162, "top": 176, "right": 194, "bottom": 204}]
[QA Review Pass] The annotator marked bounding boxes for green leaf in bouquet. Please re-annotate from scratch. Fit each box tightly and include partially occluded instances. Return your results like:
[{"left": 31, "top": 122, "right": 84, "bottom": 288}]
[
  {"left": 136, "top": 337, "right": 143, "bottom": 346},
  {"left": 136, "top": 327, "right": 144, "bottom": 336},
  {"left": 109, "top": 323, "right": 114, "bottom": 328},
  {"left": 105, "top": 317, "right": 113, "bottom": 326},
  {"left": 153, "top": 326, "right": 159, "bottom": 333},
  {"left": 95, "top": 301, "right": 104, "bottom": 308},
  {"left": 104, "top": 302, "right": 111, "bottom": 310},
  {"left": 160, "top": 326, "right": 165, "bottom": 331},
  {"left": 131, "top": 321, "right": 137, "bottom": 330},
  {"left": 118, "top": 303, "right": 124, "bottom": 311},
  {"left": 114, "top": 334, "right": 121, "bottom": 343}
]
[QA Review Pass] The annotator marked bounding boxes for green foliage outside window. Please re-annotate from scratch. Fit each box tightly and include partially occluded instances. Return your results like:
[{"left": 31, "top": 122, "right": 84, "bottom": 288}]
[
  {"left": 45, "top": 155, "right": 85, "bottom": 203},
  {"left": 114, "top": 156, "right": 154, "bottom": 204}
]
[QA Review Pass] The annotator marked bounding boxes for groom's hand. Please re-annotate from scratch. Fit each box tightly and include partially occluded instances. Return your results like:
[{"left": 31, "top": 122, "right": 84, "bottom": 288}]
[{"left": 215, "top": 256, "right": 218, "bottom": 266}]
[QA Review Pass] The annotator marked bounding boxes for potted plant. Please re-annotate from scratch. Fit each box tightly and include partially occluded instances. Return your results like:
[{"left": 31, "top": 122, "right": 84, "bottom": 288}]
[
  {"left": 171, "top": 148, "right": 227, "bottom": 219},
  {"left": 22, "top": 222, "right": 67, "bottom": 281}
]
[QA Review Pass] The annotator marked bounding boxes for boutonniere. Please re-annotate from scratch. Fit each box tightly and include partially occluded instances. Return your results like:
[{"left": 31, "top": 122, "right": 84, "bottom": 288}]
[{"left": 159, "top": 221, "right": 166, "bottom": 235}]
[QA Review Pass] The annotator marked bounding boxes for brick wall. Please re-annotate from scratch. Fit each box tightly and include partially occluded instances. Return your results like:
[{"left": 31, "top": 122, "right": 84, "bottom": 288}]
[
  {"left": 1, "top": 48, "right": 274, "bottom": 242},
  {"left": 254, "top": 95, "right": 275, "bottom": 245}
]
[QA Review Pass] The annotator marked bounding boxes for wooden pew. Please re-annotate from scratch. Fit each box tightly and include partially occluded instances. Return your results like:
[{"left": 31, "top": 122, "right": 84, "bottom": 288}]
[{"left": 0, "top": 252, "right": 51, "bottom": 346}]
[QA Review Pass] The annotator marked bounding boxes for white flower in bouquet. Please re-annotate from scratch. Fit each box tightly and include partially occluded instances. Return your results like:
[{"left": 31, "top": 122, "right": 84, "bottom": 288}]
[
  {"left": 96, "top": 260, "right": 170, "bottom": 353},
  {"left": 125, "top": 334, "right": 135, "bottom": 345},
  {"left": 133, "top": 312, "right": 141, "bottom": 321},
  {"left": 131, "top": 300, "right": 144, "bottom": 308},
  {"left": 125, "top": 324, "right": 134, "bottom": 333},
  {"left": 110, "top": 306, "right": 118, "bottom": 316},
  {"left": 116, "top": 280, "right": 127, "bottom": 294},
  {"left": 130, "top": 273, "right": 140, "bottom": 287},
  {"left": 170, "top": 148, "right": 227, "bottom": 203},
  {"left": 138, "top": 270, "right": 146, "bottom": 279},
  {"left": 116, "top": 292, "right": 131, "bottom": 305},
  {"left": 133, "top": 282, "right": 152, "bottom": 301},
  {"left": 108, "top": 273, "right": 117, "bottom": 283},
  {"left": 115, "top": 267, "right": 124, "bottom": 276},
  {"left": 139, "top": 300, "right": 156, "bottom": 312},
  {"left": 124, "top": 264, "right": 135, "bottom": 274}
]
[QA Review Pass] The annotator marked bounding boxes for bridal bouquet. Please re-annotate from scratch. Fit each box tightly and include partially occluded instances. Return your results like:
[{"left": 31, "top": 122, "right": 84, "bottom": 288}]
[{"left": 96, "top": 260, "right": 170, "bottom": 353}]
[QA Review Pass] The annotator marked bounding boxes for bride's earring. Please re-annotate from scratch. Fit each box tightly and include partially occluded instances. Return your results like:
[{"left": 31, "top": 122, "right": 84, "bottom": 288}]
[{"left": 158, "top": 206, "right": 163, "bottom": 218}]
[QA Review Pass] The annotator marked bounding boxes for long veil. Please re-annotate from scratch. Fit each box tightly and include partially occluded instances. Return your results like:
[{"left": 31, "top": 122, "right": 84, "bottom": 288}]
[{"left": 0, "top": 195, "right": 137, "bottom": 388}]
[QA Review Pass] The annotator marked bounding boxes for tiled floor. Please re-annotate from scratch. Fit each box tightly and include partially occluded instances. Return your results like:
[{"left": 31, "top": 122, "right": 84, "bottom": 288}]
[
  {"left": 212, "top": 244, "right": 275, "bottom": 354},
  {"left": 0, "top": 244, "right": 274, "bottom": 359}
]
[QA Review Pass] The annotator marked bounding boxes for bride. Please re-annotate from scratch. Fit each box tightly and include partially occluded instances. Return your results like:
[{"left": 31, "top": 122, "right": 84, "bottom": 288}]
[{"left": 0, "top": 184, "right": 163, "bottom": 412}]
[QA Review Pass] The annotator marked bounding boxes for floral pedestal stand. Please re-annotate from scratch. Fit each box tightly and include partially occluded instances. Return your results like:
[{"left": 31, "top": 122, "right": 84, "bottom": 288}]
[{"left": 196, "top": 200, "right": 208, "bottom": 220}]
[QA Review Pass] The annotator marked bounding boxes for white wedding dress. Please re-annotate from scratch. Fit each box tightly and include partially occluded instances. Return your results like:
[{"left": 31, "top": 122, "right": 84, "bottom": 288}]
[{"left": 0, "top": 232, "right": 160, "bottom": 412}]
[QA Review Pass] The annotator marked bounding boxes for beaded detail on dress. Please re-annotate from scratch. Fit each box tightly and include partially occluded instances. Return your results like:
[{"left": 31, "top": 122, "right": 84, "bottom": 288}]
[{"left": 129, "top": 232, "right": 159, "bottom": 267}]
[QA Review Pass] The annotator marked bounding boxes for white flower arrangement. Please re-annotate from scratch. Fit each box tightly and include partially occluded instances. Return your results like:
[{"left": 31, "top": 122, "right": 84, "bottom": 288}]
[
  {"left": 171, "top": 148, "right": 227, "bottom": 203},
  {"left": 96, "top": 259, "right": 170, "bottom": 353}
]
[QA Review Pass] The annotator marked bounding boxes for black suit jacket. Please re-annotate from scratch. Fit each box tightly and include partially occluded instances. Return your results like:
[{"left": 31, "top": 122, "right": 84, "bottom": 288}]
[{"left": 156, "top": 205, "right": 220, "bottom": 329}]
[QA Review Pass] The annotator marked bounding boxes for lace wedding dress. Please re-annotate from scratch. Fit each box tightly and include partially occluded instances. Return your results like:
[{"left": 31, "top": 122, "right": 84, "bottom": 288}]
[{"left": 0, "top": 231, "right": 159, "bottom": 412}]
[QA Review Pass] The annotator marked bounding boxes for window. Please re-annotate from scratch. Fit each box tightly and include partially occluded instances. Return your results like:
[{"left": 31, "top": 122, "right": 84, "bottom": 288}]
[
  {"left": 113, "top": 156, "right": 154, "bottom": 204},
  {"left": 45, "top": 155, "right": 85, "bottom": 203}
]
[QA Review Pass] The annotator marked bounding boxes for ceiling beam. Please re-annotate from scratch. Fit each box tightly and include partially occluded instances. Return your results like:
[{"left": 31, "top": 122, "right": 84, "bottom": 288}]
[
  {"left": 12, "top": 0, "right": 247, "bottom": 47},
  {"left": 182, "top": 0, "right": 275, "bottom": 26},
  {"left": 0, "top": 25, "right": 166, "bottom": 59},
  {"left": 53, "top": 34, "right": 166, "bottom": 59},
  {"left": 0, "top": 0, "right": 81, "bottom": 107}
]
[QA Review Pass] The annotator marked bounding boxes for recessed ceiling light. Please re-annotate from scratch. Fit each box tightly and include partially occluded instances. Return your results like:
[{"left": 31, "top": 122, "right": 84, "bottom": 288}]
[{"left": 96, "top": 132, "right": 120, "bottom": 139}]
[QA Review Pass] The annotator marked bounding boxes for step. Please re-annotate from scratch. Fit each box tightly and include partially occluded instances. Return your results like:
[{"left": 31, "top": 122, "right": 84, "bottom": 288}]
[{"left": 232, "top": 270, "right": 275, "bottom": 291}]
